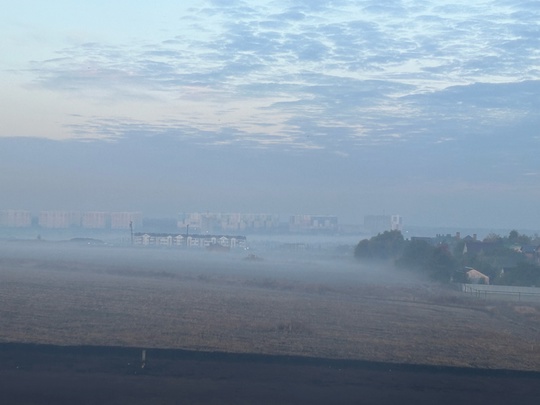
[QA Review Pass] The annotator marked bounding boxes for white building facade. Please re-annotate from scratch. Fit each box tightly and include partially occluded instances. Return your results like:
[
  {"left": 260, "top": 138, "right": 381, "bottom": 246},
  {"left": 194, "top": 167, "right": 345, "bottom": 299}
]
[
  {"left": 134, "top": 232, "right": 247, "bottom": 249},
  {"left": 0, "top": 210, "right": 32, "bottom": 228}
]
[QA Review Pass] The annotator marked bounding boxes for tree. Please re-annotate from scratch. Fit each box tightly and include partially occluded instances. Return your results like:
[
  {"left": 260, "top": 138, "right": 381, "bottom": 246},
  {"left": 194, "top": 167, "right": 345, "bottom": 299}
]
[
  {"left": 458, "top": 239, "right": 525, "bottom": 283},
  {"left": 354, "top": 228, "right": 539, "bottom": 286},
  {"left": 507, "top": 230, "right": 531, "bottom": 245},
  {"left": 483, "top": 233, "right": 501, "bottom": 243},
  {"left": 354, "top": 230, "right": 405, "bottom": 261},
  {"left": 396, "top": 239, "right": 432, "bottom": 270},
  {"left": 508, "top": 230, "right": 519, "bottom": 243},
  {"left": 354, "top": 239, "right": 372, "bottom": 259},
  {"left": 396, "top": 240, "right": 458, "bottom": 282},
  {"left": 426, "top": 245, "right": 459, "bottom": 282},
  {"left": 497, "top": 261, "right": 540, "bottom": 286}
]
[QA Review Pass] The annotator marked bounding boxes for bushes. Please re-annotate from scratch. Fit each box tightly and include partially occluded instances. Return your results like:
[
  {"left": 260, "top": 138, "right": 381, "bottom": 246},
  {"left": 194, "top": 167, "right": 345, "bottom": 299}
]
[
  {"left": 355, "top": 233, "right": 458, "bottom": 282},
  {"left": 496, "top": 261, "right": 540, "bottom": 287},
  {"left": 355, "top": 230, "right": 540, "bottom": 286},
  {"left": 354, "top": 230, "right": 405, "bottom": 261},
  {"left": 396, "top": 240, "right": 458, "bottom": 282}
]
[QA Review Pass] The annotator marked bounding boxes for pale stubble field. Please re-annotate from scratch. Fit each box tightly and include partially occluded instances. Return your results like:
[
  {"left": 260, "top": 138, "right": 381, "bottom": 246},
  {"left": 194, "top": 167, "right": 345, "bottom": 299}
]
[{"left": 1, "top": 242, "right": 539, "bottom": 371}]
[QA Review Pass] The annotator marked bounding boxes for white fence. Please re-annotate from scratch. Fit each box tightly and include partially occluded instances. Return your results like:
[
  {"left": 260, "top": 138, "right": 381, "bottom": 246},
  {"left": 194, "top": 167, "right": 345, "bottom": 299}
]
[{"left": 461, "top": 284, "right": 540, "bottom": 302}]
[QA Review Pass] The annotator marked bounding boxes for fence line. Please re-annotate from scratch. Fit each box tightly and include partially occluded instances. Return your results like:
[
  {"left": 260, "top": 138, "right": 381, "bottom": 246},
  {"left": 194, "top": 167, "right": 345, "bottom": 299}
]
[{"left": 461, "top": 284, "right": 540, "bottom": 302}]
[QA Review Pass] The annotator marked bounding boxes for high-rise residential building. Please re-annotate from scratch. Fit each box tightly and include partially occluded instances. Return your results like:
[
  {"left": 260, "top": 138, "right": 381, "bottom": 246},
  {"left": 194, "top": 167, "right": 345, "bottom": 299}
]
[
  {"left": 110, "top": 212, "right": 143, "bottom": 230},
  {"left": 178, "top": 212, "right": 281, "bottom": 233},
  {"left": 364, "top": 214, "right": 403, "bottom": 234},
  {"left": 391, "top": 215, "right": 403, "bottom": 231},
  {"left": 81, "top": 212, "right": 109, "bottom": 229},
  {"left": 0, "top": 210, "right": 32, "bottom": 228},
  {"left": 38, "top": 211, "right": 81, "bottom": 228},
  {"left": 178, "top": 212, "right": 206, "bottom": 233},
  {"left": 289, "top": 215, "right": 338, "bottom": 232}
]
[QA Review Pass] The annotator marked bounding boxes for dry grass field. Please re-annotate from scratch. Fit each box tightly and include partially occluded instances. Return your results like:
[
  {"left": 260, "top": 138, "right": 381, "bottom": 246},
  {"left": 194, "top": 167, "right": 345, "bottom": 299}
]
[{"left": 1, "top": 241, "right": 539, "bottom": 371}]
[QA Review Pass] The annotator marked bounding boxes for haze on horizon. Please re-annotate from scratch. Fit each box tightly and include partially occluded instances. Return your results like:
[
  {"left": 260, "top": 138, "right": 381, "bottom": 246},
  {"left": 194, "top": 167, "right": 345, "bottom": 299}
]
[{"left": 1, "top": 1, "right": 539, "bottom": 230}]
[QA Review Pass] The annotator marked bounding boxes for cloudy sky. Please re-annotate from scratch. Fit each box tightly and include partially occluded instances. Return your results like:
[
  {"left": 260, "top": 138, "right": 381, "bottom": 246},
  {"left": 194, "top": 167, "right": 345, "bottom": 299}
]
[{"left": 1, "top": 0, "right": 539, "bottom": 230}]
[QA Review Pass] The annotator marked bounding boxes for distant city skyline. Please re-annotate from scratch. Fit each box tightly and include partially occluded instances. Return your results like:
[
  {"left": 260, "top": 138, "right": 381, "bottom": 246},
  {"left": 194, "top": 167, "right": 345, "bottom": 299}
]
[
  {"left": 1, "top": 209, "right": 342, "bottom": 228},
  {"left": 2, "top": 208, "right": 537, "bottom": 243},
  {"left": 2, "top": 209, "right": 403, "bottom": 235}
]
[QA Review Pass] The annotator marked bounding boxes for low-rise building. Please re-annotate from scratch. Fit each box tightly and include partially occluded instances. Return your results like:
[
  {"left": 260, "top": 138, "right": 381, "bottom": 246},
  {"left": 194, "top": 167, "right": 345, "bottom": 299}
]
[
  {"left": 465, "top": 268, "right": 490, "bottom": 284},
  {"left": 134, "top": 232, "right": 247, "bottom": 249}
]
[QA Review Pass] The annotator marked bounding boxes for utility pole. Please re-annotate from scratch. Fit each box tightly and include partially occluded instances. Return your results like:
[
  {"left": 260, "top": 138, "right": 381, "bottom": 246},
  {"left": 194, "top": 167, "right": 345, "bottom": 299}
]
[{"left": 141, "top": 349, "right": 146, "bottom": 369}]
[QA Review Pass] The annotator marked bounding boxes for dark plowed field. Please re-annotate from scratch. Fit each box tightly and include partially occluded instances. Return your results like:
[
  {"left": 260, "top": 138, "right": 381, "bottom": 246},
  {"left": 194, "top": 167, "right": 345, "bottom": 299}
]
[{"left": 1, "top": 343, "right": 539, "bottom": 404}]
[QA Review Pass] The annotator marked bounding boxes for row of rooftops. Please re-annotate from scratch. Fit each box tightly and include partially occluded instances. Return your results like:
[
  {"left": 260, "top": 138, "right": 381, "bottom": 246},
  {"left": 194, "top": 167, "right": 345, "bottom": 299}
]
[
  {"left": 134, "top": 232, "right": 246, "bottom": 240},
  {"left": 133, "top": 233, "right": 247, "bottom": 249}
]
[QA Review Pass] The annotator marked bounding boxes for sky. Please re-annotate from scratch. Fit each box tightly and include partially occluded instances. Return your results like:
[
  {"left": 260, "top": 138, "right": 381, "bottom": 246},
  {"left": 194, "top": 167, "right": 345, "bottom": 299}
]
[{"left": 1, "top": 0, "right": 539, "bottom": 230}]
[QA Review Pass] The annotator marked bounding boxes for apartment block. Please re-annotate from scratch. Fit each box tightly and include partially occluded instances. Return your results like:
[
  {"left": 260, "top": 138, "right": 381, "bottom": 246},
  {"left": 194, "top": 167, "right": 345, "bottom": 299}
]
[
  {"left": 0, "top": 210, "right": 32, "bottom": 228},
  {"left": 391, "top": 215, "right": 403, "bottom": 231},
  {"left": 81, "top": 212, "right": 110, "bottom": 229},
  {"left": 289, "top": 215, "right": 338, "bottom": 232},
  {"left": 110, "top": 212, "right": 143, "bottom": 230},
  {"left": 38, "top": 211, "right": 81, "bottom": 229},
  {"left": 178, "top": 212, "right": 280, "bottom": 233},
  {"left": 134, "top": 232, "right": 247, "bottom": 249},
  {"left": 364, "top": 214, "right": 403, "bottom": 234}
]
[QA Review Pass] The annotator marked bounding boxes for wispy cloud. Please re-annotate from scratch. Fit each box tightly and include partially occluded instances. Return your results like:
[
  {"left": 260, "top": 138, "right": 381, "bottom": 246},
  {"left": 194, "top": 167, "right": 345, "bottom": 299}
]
[{"left": 18, "top": 0, "right": 540, "bottom": 153}]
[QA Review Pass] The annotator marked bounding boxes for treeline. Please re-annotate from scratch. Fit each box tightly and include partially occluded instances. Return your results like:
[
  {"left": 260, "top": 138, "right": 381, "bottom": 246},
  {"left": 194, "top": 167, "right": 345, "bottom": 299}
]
[{"left": 354, "top": 230, "right": 540, "bottom": 286}]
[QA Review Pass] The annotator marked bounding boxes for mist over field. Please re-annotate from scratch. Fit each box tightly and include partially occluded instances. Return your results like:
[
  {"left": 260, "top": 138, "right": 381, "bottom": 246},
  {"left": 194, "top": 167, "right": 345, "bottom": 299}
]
[
  {"left": 1, "top": 239, "right": 539, "bottom": 370},
  {"left": 0, "top": 238, "right": 422, "bottom": 287},
  {"left": 2, "top": 234, "right": 540, "bottom": 403}
]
